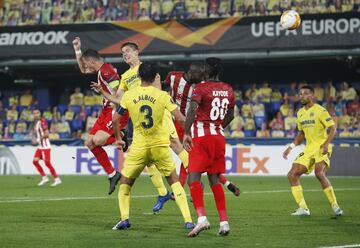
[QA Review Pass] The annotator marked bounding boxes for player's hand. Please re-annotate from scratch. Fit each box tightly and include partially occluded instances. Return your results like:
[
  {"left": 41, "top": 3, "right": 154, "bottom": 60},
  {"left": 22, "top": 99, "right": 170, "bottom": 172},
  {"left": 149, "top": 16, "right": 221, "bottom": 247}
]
[
  {"left": 90, "top": 81, "right": 102, "bottom": 93},
  {"left": 320, "top": 142, "right": 329, "bottom": 155},
  {"left": 115, "top": 139, "right": 126, "bottom": 151},
  {"left": 31, "top": 138, "right": 38, "bottom": 145},
  {"left": 72, "top": 37, "right": 81, "bottom": 51},
  {"left": 183, "top": 134, "right": 193, "bottom": 152},
  {"left": 282, "top": 147, "right": 292, "bottom": 160}
]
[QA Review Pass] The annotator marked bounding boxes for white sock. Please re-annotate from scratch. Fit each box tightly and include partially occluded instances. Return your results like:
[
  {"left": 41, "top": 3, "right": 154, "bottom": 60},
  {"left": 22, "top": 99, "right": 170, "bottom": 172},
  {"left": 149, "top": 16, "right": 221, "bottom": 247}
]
[
  {"left": 224, "top": 181, "right": 230, "bottom": 187},
  {"left": 198, "top": 216, "right": 207, "bottom": 223},
  {"left": 220, "top": 221, "right": 229, "bottom": 227},
  {"left": 108, "top": 171, "right": 116, "bottom": 178},
  {"left": 42, "top": 176, "right": 48, "bottom": 180}
]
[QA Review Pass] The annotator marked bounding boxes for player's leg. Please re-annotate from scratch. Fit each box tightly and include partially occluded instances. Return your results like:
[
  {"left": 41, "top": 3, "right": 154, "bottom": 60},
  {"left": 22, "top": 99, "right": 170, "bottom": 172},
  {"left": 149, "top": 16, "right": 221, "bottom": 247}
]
[
  {"left": 208, "top": 173, "right": 229, "bottom": 236},
  {"left": 148, "top": 163, "right": 172, "bottom": 213},
  {"left": 170, "top": 137, "right": 188, "bottom": 187},
  {"left": 42, "top": 149, "right": 61, "bottom": 187},
  {"left": 152, "top": 146, "right": 193, "bottom": 228},
  {"left": 287, "top": 162, "right": 310, "bottom": 215},
  {"left": 207, "top": 136, "right": 229, "bottom": 236},
  {"left": 33, "top": 149, "right": 48, "bottom": 186},
  {"left": 113, "top": 148, "right": 146, "bottom": 230},
  {"left": 219, "top": 174, "right": 241, "bottom": 197},
  {"left": 85, "top": 132, "right": 120, "bottom": 194},
  {"left": 314, "top": 158, "right": 343, "bottom": 216}
]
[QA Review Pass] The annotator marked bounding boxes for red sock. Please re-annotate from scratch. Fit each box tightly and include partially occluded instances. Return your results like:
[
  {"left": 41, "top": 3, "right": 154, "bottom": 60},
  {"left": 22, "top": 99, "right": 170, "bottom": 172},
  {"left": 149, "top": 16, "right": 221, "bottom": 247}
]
[
  {"left": 190, "top": 181, "right": 206, "bottom": 217},
  {"left": 211, "top": 183, "right": 228, "bottom": 222},
  {"left": 219, "top": 174, "right": 227, "bottom": 184},
  {"left": 90, "top": 146, "right": 115, "bottom": 175},
  {"left": 44, "top": 161, "right": 58, "bottom": 178},
  {"left": 179, "top": 164, "right": 188, "bottom": 187},
  {"left": 33, "top": 160, "right": 46, "bottom": 176}
]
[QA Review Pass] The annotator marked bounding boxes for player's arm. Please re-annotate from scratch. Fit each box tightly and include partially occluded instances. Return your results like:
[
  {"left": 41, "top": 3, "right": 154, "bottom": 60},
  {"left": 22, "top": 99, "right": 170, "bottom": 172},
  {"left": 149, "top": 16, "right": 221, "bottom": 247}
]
[
  {"left": 183, "top": 100, "right": 198, "bottom": 151},
  {"left": 153, "top": 73, "right": 162, "bottom": 90},
  {"left": 320, "top": 124, "right": 336, "bottom": 154},
  {"left": 171, "top": 108, "right": 185, "bottom": 126},
  {"left": 90, "top": 82, "right": 121, "bottom": 105},
  {"left": 223, "top": 108, "right": 234, "bottom": 128},
  {"left": 72, "top": 37, "right": 90, "bottom": 74},
  {"left": 113, "top": 106, "right": 127, "bottom": 150},
  {"left": 282, "top": 130, "right": 305, "bottom": 160}
]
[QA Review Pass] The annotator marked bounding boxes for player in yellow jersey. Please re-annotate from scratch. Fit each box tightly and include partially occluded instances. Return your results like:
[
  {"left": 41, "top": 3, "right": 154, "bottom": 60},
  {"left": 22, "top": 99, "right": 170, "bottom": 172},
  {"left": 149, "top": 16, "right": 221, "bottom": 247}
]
[
  {"left": 283, "top": 85, "right": 343, "bottom": 217},
  {"left": 96, "top": 42, "right": 190, "bottom": 213},
  {"left": 109, "top": 62, "right": 194, "bottom": 230}
]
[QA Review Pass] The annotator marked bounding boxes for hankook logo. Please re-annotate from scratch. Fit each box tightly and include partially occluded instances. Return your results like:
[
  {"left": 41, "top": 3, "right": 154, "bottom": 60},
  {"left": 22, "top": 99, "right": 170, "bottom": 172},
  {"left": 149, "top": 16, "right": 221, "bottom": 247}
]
[{"left": 0, "top": 31, "right": 69, "bottom": 46}]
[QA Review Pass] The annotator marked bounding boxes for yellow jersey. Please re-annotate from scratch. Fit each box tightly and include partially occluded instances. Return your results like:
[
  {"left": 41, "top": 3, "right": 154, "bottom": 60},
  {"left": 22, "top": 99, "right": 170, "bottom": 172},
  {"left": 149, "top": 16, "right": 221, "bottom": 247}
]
[
  {"left": 297, "top": 104, "right": 335, "bottom": 148},
  {"left": 119, "top": 64, "right": 141, "bottom": 91},
  {"left": 120, "top": 86, "right": 177, "bottom": 148}
]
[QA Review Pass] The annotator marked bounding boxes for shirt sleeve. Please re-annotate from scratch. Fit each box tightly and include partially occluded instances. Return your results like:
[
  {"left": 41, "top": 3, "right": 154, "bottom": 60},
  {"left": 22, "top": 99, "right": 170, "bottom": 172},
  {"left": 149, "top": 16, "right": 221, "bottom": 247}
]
[
  {"left": 164, "top": 72, "right": 172, "bottom": 86},
  {"left": 119, "top": 93, "right": 128, "bottom": 110},
  {"left": 228, "top": 86, "right": 235, "bottom": 108},
  {"left": 102, "top": 67, "right": 120, "bottom": 89},
  {"left": 320, "top": 108, "right": 335, "bottom": 128},
  {"left": 191, "top": 84, "right": 202, "bottom": 104},
  {"left": 119, "top": 78, "right": 128, "bottom": 91},
  {"left": 164, "top": 93, "right": 177, "bottom": 112}
]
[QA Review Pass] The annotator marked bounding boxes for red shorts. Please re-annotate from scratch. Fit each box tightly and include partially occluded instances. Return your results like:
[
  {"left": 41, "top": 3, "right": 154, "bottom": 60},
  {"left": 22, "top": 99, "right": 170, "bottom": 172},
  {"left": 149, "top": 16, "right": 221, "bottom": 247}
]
[
  {"left": 90, "top": 108, "right": 129, "bottom": 136},
  {"left": 188, "top": 135, "right": 226, "bottom": 174},
  {"left": 174, "top": 120, "right": 184, "bottom": 141},
  {"left": 34, "top": 148, "right": 51, "bottom": 162}
]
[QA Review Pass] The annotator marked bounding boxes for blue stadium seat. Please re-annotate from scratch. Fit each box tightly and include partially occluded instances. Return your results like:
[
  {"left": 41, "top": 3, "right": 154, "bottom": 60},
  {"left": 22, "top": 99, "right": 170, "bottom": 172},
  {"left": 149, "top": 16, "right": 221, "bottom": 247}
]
[
  {"left": 254, "top": 116, "right": 266, "bottom": 129},
  {"left": 71, "top": 105, "right": 81, "bottom": 114},
  {"left": 244, "top": 130, "right": 255, "bottom": 137},
  {"left": 270, "top": 101, "right": 281, "bottom": 113},
  {"left": 17, "top": 105, "right": 26, "bottom": 113},
  {"left": 59, "top": 132, "right": 71, "bottom": 139},
  {"left": 71, "top": 119, "right": 84, "bottom": 131},
  {"left": 92, "top": 105, "right": 102, "bottom": 113},
  {"left": 58, "top": 104, "right": 68, "bottom": 115},
  {"left": 85, "top": 106, "right": 92, "bottom": 116}
]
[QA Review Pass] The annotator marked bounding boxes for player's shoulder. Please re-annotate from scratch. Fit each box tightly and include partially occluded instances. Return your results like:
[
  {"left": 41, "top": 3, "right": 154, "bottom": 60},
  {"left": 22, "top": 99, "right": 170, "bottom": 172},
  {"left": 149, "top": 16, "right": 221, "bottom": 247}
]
[
  {"left": 167, "top": 71, "right": 184, "bottom": 78},
  {"left": 297, "top": 107, "right": 305, "bottom": 116},
  {"left": 101, "top": 63, "right": 116, "bottom": 72},
  {"left": 40, "top": 118, "right": 48, "bottom": 126},
  {"left": 314, "top": 103, "right": 328, "bottom": 113}
]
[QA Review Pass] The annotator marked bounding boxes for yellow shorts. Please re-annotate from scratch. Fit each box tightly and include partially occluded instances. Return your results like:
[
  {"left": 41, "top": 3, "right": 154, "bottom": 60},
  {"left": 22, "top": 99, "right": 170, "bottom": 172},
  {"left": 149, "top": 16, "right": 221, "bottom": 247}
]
[
  {"left": 293, "top": 144, "right": 333, "bottom": 174},
  {"left": 121, "top": 146, "right": 176, "bottom": 179},
  {"left": 164, "top": 110, "right": 178, "bottom": 139}
]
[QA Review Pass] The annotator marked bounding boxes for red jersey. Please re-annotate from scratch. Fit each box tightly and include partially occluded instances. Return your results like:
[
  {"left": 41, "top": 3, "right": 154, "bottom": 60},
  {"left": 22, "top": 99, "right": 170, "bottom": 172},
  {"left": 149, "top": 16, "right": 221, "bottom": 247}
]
[
  {"left": 191, "top": 81, "right": 235, "bottom": 138},
  {"left": 97, "top": 63, "right": 120, "bottom": 109},
  {"left": 35, "top": 118, "right": 51, "bottom": 149},
  {"left": 165, "top": 71, "right": 195, "bottom": 115}
]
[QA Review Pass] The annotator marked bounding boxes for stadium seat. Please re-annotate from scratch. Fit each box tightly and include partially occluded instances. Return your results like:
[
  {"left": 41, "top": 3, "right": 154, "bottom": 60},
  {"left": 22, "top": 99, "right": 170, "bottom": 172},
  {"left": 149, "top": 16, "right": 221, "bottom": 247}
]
[
  {"left": 16, "top": 105, "right": 26, "bottom": 113},
  {"left": 254, "top": 116, "right": 266, "bottom": 129},
  {"left": 71, "top": 105, "right": 81, "bottom": 114},
  {"left": 85, "top": 106, "right": 92, "bottom": 116},
  {"left": 59, "top": 132, "right": 71, "bottom": 139},
  {"left": 58, "top": 104, "right": 68, "bottom": 115},
  {"left": 244, "top": 130, "right": 255, "bottom": 137},
  {"left": 270, "top": 101, "right": 281, "bottom": 114},
  {"left": 92, "top": 105, "right": 102, "bottom": 113}
]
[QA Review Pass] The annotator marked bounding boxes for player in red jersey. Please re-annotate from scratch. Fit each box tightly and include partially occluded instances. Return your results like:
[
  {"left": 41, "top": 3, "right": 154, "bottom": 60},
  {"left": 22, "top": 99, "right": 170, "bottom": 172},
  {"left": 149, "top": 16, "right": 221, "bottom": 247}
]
[
  {"left": 165, "top": 63, "right": 240, "bottom": 196},
  {"left": 73, "top": 37, "right": 126, "bottom": 194},
  {"left": 32, "top": 109, "right": 61, "bottom": 187},
  {"left": 184, "top": 58, "right": 235, "bottom": 237}
]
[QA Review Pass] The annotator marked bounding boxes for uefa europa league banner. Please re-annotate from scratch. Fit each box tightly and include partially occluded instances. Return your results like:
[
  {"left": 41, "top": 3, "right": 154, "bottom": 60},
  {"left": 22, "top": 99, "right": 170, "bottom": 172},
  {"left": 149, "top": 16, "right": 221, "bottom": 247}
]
[{"left": 0, "top": 13, "right": 359, "bottom": 59}]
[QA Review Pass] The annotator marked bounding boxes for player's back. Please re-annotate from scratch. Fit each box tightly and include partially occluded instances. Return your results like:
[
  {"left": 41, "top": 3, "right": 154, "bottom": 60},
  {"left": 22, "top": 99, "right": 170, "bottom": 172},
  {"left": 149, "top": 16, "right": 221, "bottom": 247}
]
[
  {"left": 191, "top": 81, "right": 234, "bottom": 138},
  {"left": 121, "top": 86, "right": 177, "bottom": 148},
  {"left": 165, "top": 71, "right": 194, "bottom": 115}
]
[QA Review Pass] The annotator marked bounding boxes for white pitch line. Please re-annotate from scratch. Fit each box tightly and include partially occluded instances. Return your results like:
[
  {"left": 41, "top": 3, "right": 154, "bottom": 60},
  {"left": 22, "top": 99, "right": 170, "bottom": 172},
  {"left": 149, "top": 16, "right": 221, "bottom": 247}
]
[
  {"left": 319, "top": 244, "right": 360, "bottom": 248},
  {"left": 0, "top": 188, "right": 359, "bottom": 204}
]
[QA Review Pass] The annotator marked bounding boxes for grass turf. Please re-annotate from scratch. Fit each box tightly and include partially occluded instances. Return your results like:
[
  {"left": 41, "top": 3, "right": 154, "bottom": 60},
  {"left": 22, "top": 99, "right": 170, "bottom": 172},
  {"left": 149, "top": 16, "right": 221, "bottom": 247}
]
[{"left": 0, "top": 176, "right": 359, "bottom": 248}]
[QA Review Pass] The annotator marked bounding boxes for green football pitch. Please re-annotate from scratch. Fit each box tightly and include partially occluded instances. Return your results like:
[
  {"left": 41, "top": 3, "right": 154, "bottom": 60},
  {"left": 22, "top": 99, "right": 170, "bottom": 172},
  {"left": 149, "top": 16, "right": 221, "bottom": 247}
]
[{"left": 0, "top": 176, "right": 359, "bottom": 248}]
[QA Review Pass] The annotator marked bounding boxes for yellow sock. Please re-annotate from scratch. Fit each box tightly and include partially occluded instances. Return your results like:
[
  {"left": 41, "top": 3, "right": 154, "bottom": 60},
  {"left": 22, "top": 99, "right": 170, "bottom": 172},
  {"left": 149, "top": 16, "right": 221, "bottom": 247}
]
[
  {"left": 118, "top": 184, "right": 131, "bottom": 220},
  {"left": 171, "top": 182, "right": 193, "bottom": 223},
  {"left": 178, "top": 149, "right": 189, "bottom": 170},
  {"left": 291, "top": 185, "right": 309, "bottom": 210},
  {"left": 323, "top": 186, "right": 338, "bottom": 208},
  {"left": 148, "top": 165, "right": 167, "bottom": 196}
]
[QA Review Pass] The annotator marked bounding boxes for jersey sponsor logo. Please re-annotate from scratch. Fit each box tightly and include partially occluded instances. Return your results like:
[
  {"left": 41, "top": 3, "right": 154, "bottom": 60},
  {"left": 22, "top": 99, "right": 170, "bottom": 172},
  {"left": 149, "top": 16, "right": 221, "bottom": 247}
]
[
  {"left": 300, "top": 120, "right": 315, "bottom": 126},
  {"left": 326, "top": 117, "right": 332, "bottom": 122},
  {"left": 0, "top": 31, "right": 69, "bottom": 46},
  {"left": 125, "top": 74, "right": 140, "bottom": 84},
  {"left": 212, "top": 90, "right": 228, "bottom": 97}
]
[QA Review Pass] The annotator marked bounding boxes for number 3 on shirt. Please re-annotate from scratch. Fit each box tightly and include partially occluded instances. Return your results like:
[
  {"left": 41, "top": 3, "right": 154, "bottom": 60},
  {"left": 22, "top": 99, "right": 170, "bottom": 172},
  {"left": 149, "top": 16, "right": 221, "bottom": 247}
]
[
  {"left": 210, "top": 97, "right": 229, "bottom": 120},
  {"left": 140, "top": 105, "right": 154, "bottom": 129}
]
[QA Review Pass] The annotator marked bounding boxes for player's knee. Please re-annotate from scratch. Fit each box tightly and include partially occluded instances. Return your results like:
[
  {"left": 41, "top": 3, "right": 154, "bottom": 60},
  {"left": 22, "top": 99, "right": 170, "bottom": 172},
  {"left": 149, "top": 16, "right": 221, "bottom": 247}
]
[
  {"left": 92, "top": 136, "right": 105, "bottom": 147},
  {"left": 287, "top": 171, "right": 296, "bottom": 180},
  {"left": 33, "top": 158, "right": 40, "bottom": 163}
]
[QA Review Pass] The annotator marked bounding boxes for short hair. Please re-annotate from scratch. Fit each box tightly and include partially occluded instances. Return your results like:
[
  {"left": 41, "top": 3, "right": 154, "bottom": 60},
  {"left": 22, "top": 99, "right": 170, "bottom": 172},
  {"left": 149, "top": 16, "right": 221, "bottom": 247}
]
[
  {"left": 121, "top": 42, "right": 139, "bottom": 51},
  {"left": 205, "top": 57, "right": 223, "bottom": 78},
  {"left": 300, "top": 85, "right": 314, "bottom": 93},
  {"left": 82, "top": 49, "right": 102, "bottom": 60},
  {"left": 139, "top": 62, "right": 158, "bottom": 83}
]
